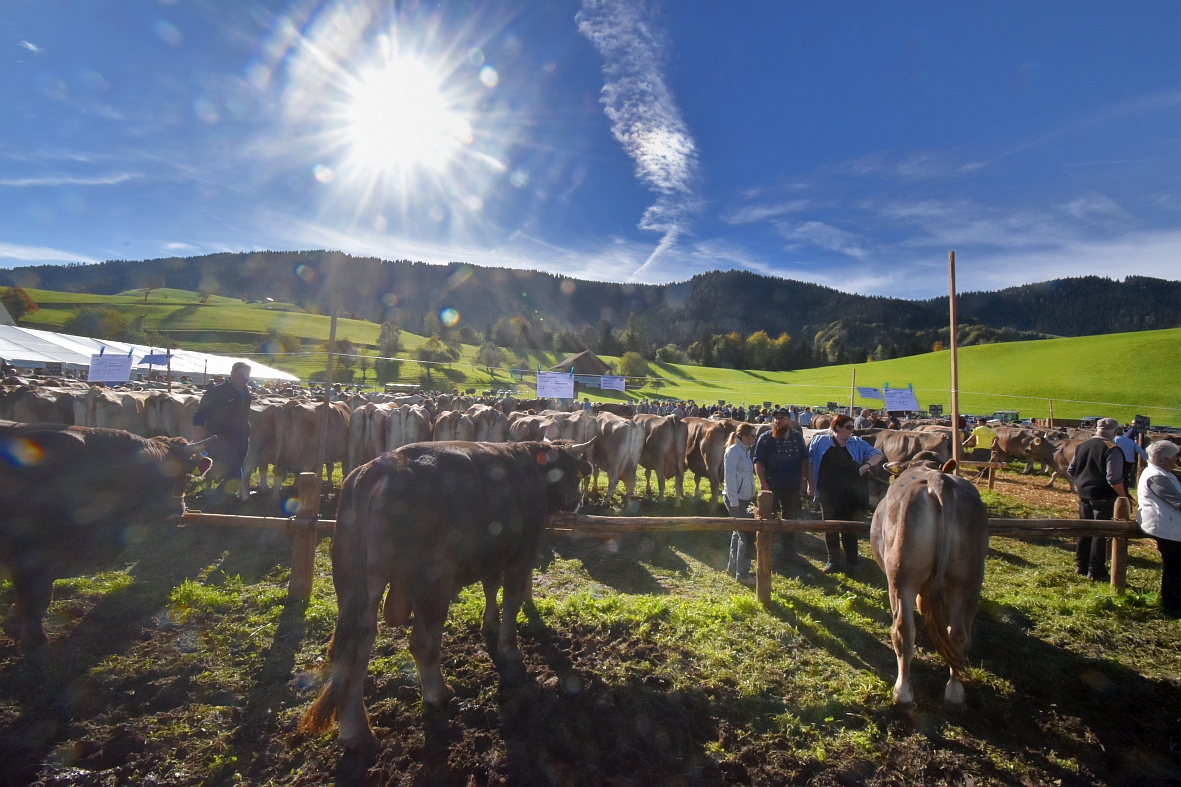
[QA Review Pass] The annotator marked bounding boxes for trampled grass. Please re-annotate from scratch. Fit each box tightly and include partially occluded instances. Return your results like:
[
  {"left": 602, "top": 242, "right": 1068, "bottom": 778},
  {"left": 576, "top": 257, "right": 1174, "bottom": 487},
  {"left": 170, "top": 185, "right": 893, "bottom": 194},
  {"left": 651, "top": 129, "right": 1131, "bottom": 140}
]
[
  {"left": 1, "top": 469, "right": 1179, "bottom": 783},
  {"left": 13, "top": 286, "right": 1181, "bottom": 422}
]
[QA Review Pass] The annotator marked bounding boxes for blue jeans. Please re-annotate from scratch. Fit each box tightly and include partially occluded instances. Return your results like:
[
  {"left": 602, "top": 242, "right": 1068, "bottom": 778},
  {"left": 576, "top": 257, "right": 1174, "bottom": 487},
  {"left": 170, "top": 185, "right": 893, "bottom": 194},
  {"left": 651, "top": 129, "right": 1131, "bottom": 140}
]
[{"left": 726, "top": 499, "right": 754, "bottom": 577}]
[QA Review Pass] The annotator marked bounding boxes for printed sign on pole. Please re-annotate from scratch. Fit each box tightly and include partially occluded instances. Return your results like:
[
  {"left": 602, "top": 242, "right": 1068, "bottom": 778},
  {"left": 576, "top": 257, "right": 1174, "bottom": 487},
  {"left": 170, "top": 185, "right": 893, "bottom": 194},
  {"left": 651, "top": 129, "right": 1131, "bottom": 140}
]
[
  {"left": 88, "top": 354, "right": 133, "bottom": 383},
  {"left": 929, "top": 404, "right": 944, "bottom": 416},
  {"left": 600, "top": 375, "right": 626, "bottom": 392},
  {"left": 882, "top": 387, "right": 920, "bottom": 412},
  {"left": 536, "top": 371, "right": 575, "bottom": 398},
  {"left": 856, "top": 387, "right": 883, "bottom": 400}
]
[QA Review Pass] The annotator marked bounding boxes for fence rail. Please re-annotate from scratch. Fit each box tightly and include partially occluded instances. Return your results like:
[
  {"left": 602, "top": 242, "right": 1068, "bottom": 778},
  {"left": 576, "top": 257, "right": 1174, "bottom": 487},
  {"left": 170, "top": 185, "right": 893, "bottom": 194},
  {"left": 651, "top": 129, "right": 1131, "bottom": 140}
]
[{"left": 176, "top": 473, "right": 1144, "bottom": 607}]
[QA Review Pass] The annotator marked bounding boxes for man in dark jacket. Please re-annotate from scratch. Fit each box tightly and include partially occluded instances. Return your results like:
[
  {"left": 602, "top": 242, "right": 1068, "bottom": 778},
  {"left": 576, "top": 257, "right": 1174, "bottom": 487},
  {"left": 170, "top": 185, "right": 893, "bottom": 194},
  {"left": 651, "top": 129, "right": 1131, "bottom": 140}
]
[
  {"left": 1067, "top": 417, "right": 1127, "bottom": 582},
  {"left": 754, "top": 409, "right": 810, "bottom": 567},
  {"left": 192, "top": 361, "right": 253, "bottom": 508}
]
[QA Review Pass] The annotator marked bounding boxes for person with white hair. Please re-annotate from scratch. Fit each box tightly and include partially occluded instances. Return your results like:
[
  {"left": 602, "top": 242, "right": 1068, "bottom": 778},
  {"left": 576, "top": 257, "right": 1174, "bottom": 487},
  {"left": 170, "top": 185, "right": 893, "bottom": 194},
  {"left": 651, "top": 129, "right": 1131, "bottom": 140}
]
[
  {"left": 1067, "top": 417, "right": 1128, "bottom": 582},
  {"left": 1138, "top": 440, "right": 1181, "bottom": 617}
]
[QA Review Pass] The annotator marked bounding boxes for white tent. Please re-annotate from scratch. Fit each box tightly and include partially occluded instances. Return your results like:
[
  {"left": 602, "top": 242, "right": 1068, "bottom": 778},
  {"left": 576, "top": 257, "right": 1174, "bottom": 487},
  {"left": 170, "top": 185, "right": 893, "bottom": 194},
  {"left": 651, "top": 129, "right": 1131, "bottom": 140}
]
[{"left": 0, "top": 325, "right": 299, "bottom": 382}]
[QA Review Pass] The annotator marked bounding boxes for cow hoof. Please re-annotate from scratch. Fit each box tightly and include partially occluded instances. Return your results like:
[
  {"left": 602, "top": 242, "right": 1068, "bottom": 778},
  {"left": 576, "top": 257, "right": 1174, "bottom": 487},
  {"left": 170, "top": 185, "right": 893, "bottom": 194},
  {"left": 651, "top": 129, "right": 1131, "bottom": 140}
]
[
  {"left": 18, "top": 631, "right": 48, "bottom": 654},
  {"left": 422, "top": 685, "right": 455, "bottom": 707},
  {"left": 891, "top": 700, "right": 916, "bottom": 717},
  {"left": 341, "top": 730, "right": 379, "bottom": 754}
]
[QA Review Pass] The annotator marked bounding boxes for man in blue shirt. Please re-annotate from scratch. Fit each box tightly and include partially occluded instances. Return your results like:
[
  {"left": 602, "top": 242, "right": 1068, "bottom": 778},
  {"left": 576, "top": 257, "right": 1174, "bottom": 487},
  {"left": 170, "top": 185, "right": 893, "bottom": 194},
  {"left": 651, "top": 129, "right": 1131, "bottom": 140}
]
[
  {"left": 754, "top": 409, "right": 810, "bottom": 567},
  {"left": 1114, "top": 426, "right": 1149, "bottom": 492}
]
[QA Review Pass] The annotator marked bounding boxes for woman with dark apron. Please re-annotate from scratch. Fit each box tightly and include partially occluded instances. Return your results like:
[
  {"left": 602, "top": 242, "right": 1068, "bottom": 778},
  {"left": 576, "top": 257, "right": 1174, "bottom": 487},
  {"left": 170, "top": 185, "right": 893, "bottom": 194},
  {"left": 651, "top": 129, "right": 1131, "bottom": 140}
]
[{"left": 807, "top": 414, "right": 885, "bottom": 574}]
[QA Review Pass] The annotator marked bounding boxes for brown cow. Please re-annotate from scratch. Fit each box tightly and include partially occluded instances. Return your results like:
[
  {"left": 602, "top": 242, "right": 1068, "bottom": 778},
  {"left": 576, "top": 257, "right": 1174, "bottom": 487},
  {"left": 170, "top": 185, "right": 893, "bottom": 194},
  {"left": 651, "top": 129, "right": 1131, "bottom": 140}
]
[
  {"left": 241, "top": 402, "right": 281, "bottom": 500},
  {"left": 432, "top": 409, "right": 474, "bottom": 442},
  {"left": 145, "top": 392, "right": 199, "bottom": 439},
  {"left": 273, "top": 400, "right": 350, "bottom": 495},
  {"left": 591, "top": 412, "right": 646, "bottom": 503},
  {"left": 4, "top": 386, "right": 75, "bottom": 424},
  {"left": 871, "top": 457, "right": 989, "bottom": 708},
  {"left": 73, "top": 388, "right": 150, "bottom": 436},
  {"left": 635, "top": 413, "right": 687, "bottom": 499},
  {"left": 345, "top": 402, "right": 392, "bottom": 476},
  {"left": 868, "top": 429, "right": 952, "bottom": 465},
  {"left": 466, "top": 403, "right": 508, "bottom": 442},
  {"left": 684, "top": 418, "right": 739, "bottom": 505},
  {"left": 299, "top": 440, "right": 593, "bottom": 750}
]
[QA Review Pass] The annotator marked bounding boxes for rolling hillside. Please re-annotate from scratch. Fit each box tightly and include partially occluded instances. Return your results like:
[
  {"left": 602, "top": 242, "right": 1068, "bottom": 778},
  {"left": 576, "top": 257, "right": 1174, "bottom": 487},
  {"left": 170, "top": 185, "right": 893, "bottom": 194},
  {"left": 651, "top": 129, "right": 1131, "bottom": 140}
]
[{"left": 10, "top": 287, "right": 1180, "bottom": 424}]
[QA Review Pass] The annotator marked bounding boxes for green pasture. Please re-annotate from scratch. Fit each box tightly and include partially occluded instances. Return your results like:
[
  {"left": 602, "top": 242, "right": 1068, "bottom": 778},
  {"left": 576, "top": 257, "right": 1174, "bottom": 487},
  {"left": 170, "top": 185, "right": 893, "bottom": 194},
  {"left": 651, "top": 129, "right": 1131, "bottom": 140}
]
[{"left": 13, "top": 286, "right": 1180, "bottom": 422}]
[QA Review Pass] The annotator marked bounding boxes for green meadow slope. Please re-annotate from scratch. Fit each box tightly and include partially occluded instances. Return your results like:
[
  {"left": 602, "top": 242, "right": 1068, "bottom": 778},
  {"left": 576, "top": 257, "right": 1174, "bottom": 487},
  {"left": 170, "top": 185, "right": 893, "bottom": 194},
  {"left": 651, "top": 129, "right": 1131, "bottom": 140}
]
[{"left": 13, "top": 287, "right": 1180, "bottom": 423}]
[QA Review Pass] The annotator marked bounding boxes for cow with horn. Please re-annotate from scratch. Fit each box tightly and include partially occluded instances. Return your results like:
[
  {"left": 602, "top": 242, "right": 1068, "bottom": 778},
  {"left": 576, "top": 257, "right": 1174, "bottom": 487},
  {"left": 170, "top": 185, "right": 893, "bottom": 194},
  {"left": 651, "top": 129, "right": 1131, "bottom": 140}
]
[
  {"left": 0, "top": 422, "right": 215, "bottom": 652},
  {"left": 300, "top": 438, "right": 595, "bottom": 750}
]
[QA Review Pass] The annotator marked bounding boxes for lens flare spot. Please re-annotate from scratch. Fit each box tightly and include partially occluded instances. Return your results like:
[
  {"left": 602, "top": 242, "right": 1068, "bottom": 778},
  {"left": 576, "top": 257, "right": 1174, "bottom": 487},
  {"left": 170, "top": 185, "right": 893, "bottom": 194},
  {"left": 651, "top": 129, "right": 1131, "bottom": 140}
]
[
  {"left": 479, "top": 65, "right": 499, "bottom": 88},
  {"left": 3, "top": 438, "right": 45, "bottom": 467},
  {"left": 154, "top": 20, "right": 183, "bottom": 47},
  {"left": 560, "top": 280, "right": 576, "bottom": 295},
  {"left": 382, "top": 293, "right": 399, "bottom": 306},
  {"left": 488, "top": 520, "right": 503, "bottom": 536},
  {"left": 465, "top": 195, "right": 484, "bottom": 211},
  {"left": 546, "top": 468, "right": 563, "bottom": 483},
  {"left": 509, "top": 169, "right": 529, "bottom": 188},
  {"left": 282, "top": 497, "right": 302, "bottom": 516},
  {"left": 447, "top": 265, "right": 473, "bottom": 288},
  {"left": 467, "top": 47, "right": 485, "bottom": 67},
  {"left": 429, "top": 206, "right": 446, "bottom": 221},
  {"left": 313, "top": 164, "right": 334, "bottom": 183},
  {"left": 295, "top": 264, "right": 315, "bottom": 282},
  {"left": 439, "top": 308, "right": 460, "bottom": 327},
  {"left": 373, "top": 215, "right": 387, "bottom": 231}
]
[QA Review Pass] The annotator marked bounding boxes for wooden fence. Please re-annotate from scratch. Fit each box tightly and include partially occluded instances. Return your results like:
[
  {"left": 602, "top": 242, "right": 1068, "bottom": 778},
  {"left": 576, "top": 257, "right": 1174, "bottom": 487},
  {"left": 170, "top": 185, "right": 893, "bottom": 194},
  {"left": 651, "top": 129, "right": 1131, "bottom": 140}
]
[{"left": 178, "top": 472, "right": 1145, "bottom": 608}]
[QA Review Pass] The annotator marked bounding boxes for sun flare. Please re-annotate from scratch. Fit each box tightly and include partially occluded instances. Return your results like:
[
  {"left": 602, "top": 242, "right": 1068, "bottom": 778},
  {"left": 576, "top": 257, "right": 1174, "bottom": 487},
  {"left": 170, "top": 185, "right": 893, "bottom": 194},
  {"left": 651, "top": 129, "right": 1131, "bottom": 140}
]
[{"left": 346, "top": 58, "right": 472, "bottom": 172}]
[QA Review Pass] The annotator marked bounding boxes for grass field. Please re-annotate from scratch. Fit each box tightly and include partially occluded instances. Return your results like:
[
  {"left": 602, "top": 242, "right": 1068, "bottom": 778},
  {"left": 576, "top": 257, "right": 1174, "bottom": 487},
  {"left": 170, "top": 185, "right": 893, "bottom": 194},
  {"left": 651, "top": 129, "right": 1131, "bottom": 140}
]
[
  {"left": 14, "top": 286, "right": 1181, "bottom": 423},
  {"left": 2, "top": 469, "right": 1179, "bottom": 785}
]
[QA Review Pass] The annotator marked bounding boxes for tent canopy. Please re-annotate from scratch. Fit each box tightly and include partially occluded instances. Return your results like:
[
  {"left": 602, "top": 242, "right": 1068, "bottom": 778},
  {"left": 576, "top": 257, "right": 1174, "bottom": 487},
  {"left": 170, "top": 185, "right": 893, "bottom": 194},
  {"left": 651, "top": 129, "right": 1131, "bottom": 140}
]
[{"left": 0, "top": 325, "right": 299, "bottom": 381}]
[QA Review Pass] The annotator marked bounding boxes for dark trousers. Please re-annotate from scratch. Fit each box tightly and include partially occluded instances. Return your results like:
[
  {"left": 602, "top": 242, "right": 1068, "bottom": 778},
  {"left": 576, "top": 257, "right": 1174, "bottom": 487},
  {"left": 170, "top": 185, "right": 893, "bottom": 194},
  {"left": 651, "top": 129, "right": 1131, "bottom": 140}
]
[
  {"left": 769, "top": 489, "right": 801, "bottom": 559},
  {"left": 1077, "top": 498, "right": 1114, "bottom": 576},
  {"left": 1156, "top": 538, "right": 1181, "bottom": 614},
  {"left": 820, "top": 501, "right": 861, "bottom": 566}
]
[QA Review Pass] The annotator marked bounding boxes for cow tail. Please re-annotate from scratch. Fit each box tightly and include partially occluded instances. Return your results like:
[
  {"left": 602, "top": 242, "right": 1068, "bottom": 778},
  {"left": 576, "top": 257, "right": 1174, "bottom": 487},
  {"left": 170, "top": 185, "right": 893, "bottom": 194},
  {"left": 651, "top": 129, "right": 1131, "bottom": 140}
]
[
  {"left": 922, "top": 473, "right": 968, "bottom": 677},
  {"left": 299, "top": 466, "right": 372, "bottom": 735}
]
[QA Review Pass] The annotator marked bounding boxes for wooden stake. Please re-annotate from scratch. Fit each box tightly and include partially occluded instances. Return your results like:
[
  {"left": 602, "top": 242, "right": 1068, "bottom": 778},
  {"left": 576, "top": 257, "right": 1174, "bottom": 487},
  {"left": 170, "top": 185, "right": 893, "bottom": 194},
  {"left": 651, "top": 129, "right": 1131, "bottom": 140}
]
[
  {"left": 850, "top": 368, "right": 857, "bottom": 418},
  {"left": 316, "top": 291, "right": 340, "bottom": 489},
  {"left": 1048, "top": 399, "right": 1054, "bottom": 429},
  {"left": 287, "top": 472, "right": 320, "bottom": 602},
  {"left": 755, "top": 530, "right": 772, "bottom": 605},
  {"left": 948, "top": 251, "right": 963, "bottom": 466}
]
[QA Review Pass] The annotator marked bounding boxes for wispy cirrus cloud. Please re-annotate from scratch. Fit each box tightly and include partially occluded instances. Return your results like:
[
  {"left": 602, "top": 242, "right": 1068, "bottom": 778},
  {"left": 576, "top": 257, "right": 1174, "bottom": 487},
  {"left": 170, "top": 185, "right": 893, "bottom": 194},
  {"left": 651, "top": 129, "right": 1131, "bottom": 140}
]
[
  {"left": 721, "top": 199, "right": 810, "bottom": 225},
  {"left": 777, "top": 220, "right": 870, "bottom": 259},
  {"left": 18, "top": 40, "right": 41, "bottom": 53},
  {"left": 576, "top": 0, "right": 699, "bottom": 278},
  {"left": 0, "top": 173, "right": 141, "bottom": 187},
  {"left": 0, "top": 242, "right": 97, "bottom": 264}
]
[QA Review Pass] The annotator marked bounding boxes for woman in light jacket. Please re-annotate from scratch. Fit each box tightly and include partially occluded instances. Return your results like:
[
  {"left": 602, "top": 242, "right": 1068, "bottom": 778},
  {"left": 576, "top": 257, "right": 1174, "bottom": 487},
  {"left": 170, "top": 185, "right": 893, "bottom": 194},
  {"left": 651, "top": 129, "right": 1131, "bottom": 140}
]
[
  {"left": 1138, "top": 440, "right": 1181, "bottom": 618},
  {"left": 724, "top": 423, "right": 759, "bottom": 586}
]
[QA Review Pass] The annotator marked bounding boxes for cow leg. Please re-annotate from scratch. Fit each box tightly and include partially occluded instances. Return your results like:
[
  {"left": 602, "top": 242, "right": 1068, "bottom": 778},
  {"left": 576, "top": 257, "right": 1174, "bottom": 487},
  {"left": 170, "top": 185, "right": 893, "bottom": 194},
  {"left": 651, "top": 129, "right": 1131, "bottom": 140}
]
[
  {"left": 497, "top": 562, "right": 531, "bottom": 665},
  {"left": 656, "top": 472, "right": 666, "bottom": 501},
  {"left": 674, "top": 469, "right": 684, "bottom": 500},
  {"left": 888, "top": 583, "right": 919, "bottom": 707},
  {"left": 1021, "top": 460, "right": 1034, "bottom": 475},
  {"left": 11, "top": 570, "right": 53, "bottom": 652},
  {"left": 942, "top": 582, "right": 978, "bottom": 708},
  {"left": 481, "top": 577, "right": 501, "bottom": 636},
  {"left": 334, "top": 573, "right": 386, "bottom": 750},
  {"left": 408, "top": 589, "right": 455, "bottom": 706}
]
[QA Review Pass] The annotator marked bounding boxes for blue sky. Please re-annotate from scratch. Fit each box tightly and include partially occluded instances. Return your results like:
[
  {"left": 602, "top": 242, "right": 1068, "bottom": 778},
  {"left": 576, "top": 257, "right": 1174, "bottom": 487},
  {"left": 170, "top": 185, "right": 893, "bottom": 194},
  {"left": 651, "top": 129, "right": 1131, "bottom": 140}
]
[{"left": 3, "top": 1, "right": 1180, "bottom": 297}]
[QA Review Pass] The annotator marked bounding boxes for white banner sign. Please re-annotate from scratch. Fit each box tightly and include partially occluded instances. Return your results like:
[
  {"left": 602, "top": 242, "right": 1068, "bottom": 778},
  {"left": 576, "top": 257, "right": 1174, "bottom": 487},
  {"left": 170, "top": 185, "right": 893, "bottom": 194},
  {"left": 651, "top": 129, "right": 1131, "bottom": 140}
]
[
  {"left": 856, "top": 386, "right": 883, "bottom": 400},
  {"left": 536, "top": 371, "right": 575, "bottom": 399},
  {"left": 88, "top": 354, "right": 133, "bottom": 383},
  {"left": 882, "top": 387, "right": 920, "bottom": 412},
  {"left": 600, "top": 375, "right": 626, "bottom": 392}
]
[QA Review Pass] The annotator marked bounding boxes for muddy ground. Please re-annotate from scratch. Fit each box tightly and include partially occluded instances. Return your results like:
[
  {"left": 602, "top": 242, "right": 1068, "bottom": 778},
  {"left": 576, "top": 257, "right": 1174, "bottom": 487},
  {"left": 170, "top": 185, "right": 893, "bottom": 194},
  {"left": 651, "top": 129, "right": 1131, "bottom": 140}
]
[{"left": 1, "top": 468, "right": 1180, "bottom": 786}]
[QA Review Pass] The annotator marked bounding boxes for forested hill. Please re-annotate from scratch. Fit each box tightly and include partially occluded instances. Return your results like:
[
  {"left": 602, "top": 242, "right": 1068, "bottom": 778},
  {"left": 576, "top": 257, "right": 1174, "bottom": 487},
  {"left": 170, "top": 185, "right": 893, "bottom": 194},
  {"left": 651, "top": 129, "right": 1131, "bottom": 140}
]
[{"left": 2, "top": 251, "right": 1178, "bottom": 361}]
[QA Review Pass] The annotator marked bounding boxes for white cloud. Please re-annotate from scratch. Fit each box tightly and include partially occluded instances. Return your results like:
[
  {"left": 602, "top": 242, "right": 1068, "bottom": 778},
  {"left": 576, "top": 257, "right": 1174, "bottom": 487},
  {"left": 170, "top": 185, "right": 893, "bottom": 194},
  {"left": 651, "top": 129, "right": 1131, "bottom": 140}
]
[
  {"left": 0, "top": 173, "right": 140, "bottom": 187},
  {"left": 0, "top": 243, "right": 97, "bottom": 264},
  {"left": 164, "top": 242, "right": 196, "bottom": 251},
  {"left": 577, "top": 0, "right": 699, "bottom": 277},
  {"left": 721, "top": 199, "right": 810, "bottom": 225},
  {"left": 1063, "top": 194, "right": 1131, "bottom": 223},
  {"left": 19, "top": 40, "right": 41, "bottom": 53},
  {"left": 778, "top": 221, "right": 869, "bottom": 259}
]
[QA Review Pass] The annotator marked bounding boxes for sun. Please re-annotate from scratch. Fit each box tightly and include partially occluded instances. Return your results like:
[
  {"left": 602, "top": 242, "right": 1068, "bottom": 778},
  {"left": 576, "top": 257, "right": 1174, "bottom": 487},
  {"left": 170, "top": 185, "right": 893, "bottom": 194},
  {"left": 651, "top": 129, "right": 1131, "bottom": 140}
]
[{"left": 346, "top": 57, "right": 472, "bottom": 172}]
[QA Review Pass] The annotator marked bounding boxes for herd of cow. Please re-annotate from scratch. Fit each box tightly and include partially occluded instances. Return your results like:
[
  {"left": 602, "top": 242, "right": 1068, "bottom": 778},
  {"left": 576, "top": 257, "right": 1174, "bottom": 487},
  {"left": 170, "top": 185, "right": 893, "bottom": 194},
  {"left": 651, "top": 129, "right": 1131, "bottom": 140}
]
[{"left": 3, "top": 376, "right": 1179, "bottom": 753}]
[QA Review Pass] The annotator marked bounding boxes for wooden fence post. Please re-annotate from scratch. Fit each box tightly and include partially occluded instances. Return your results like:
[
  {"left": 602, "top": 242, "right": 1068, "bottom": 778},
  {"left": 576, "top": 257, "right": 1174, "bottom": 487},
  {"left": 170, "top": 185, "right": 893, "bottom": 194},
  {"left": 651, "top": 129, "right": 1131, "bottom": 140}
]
[
  {"left": 287, "top": 472, "right": 320, "bottom": 603},
  {"left": 1111, "top": 538, "right": 1128, "bottom": 594},
  {"left": 755, "top": 528, "right": 773, "bottom": 606}
]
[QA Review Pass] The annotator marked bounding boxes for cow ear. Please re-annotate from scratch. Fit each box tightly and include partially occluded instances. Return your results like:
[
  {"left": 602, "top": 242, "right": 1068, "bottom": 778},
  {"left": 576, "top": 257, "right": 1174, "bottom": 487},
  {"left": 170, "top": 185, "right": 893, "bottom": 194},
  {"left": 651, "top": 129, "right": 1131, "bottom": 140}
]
[
  {"left": 884, "top": 462, "right": 903, "bottom": 476},
  {"left": 941, "top": 459, "right": 958, "bottom": 474}
]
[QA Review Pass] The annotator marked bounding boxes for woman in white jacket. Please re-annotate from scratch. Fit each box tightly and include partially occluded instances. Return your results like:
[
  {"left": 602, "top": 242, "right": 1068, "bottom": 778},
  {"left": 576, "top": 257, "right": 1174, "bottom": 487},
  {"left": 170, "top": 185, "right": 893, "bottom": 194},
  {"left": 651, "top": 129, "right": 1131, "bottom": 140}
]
[
  {"left": 1137, "top": 440, "right": 1181, "bottom": 618},
  {"left": 724, "top": 423, "right": 759, "bottom": 586}
]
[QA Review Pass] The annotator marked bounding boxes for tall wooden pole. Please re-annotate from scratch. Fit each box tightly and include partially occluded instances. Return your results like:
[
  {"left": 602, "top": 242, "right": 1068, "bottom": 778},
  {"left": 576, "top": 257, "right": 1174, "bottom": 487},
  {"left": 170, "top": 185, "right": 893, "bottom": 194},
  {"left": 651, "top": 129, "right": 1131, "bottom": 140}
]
[
  {"left": 948, "top": 251, "right": 963, "bottom": 465},
  {"left": 316, "top": 291, "right": 340, "bottom": 490},
  {"left": 1048, "top": 399, "right": 1054, "bottom": 429},
  {"left": 850, "top": 368, "right": 857, "bottom": 417}
]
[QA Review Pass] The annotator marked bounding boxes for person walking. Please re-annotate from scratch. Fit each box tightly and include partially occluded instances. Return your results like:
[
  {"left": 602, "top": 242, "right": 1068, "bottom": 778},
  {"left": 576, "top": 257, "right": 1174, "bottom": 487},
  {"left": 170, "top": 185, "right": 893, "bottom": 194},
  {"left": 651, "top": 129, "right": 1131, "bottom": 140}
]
[
  {"left": 799, "top": 407, "right": 813, "bottom": 427},
  {"left": 723, "top": 423, "right": 759, "bottom": 586},
  {"left": 1114, "top": 426, "right": 1149, "bottom": 493},
  {"left": 1137, "top": 440, "right": 1181, "bottom": 617},
  {"left": 754, "top": 409, "right": 809, "bottom": 567},
  {"left": 1067, "top": 417, "right": 1127, "bottom": 582},
  {"left": 192, "top": 361, "right": 253, "bottom": 510},
  {"left": 807, "top": 413, "right": 884, "bottom": 574}
]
